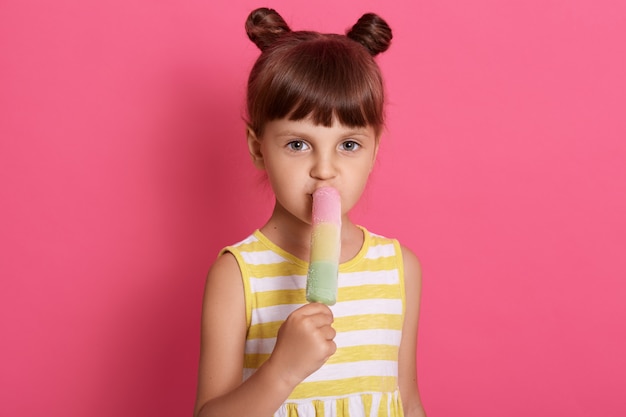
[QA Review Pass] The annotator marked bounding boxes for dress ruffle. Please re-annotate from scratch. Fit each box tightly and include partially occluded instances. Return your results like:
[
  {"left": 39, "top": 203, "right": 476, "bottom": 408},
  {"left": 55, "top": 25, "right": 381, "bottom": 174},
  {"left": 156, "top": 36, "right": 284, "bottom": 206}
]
[{"left": 274, "top": 390, "right": 404, "bottom": 417}]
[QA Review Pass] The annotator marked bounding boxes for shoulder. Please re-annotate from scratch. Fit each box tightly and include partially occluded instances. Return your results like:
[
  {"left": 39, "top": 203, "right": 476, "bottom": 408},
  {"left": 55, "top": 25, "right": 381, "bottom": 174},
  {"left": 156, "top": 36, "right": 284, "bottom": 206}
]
[
  {"left": 400, "top": 244, "right": 422, "bottom": 283},
  {"left": 397, "top": 243, "right": 423, "bottom": 304},
  {"left": 204, "top": 251, "right": 245, "bottom": 316},
  {"left": 208, "top": 250, "right": 242, "bottom": 282},
  {"left": 204, "top": 233, "right": 259, "bottom": 315},
  {"left": 211, "top": 231, "right": 262, "bottom": 277}
]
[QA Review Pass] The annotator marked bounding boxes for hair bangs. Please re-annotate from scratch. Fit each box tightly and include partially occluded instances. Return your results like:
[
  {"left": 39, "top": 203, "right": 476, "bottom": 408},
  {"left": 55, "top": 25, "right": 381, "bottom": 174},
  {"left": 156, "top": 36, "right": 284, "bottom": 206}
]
[{"left": 247, "top": 33, "right": 385, "bottom": 136}]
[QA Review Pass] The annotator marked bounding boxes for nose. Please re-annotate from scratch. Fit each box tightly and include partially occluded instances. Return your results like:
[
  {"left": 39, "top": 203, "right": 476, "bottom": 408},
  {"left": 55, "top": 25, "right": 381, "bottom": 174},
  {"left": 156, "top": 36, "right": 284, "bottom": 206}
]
[{"left": 310, "top": 153, "right": 337, "bottom": 181}]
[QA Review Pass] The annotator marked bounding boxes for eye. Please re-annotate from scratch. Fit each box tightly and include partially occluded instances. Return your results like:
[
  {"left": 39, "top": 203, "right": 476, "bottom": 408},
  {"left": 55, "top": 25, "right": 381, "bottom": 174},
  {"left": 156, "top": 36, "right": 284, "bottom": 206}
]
[
  {"left": 340, "top": 140, "right": 360, "bottom": 152},
  {"left": 287, "top": 140, "right": 309, "bottom": 151}
]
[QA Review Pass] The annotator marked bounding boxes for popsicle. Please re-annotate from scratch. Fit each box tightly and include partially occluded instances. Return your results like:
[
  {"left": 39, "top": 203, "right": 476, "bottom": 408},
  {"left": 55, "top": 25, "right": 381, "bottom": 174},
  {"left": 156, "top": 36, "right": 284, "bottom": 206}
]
[{"left": 306, "top": 186, "right": 341, "bottom": 305}]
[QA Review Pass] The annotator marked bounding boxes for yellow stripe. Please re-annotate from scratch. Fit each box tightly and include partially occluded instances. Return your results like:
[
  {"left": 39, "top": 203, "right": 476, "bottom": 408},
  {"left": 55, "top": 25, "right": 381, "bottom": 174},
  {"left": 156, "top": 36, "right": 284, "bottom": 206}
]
[
  {"left": 378, "top": 392, "right": 389, "bottom": 417},
  {"left": 247, "top": 320, "right": 281, "bottom": 340},
  {"left": 248, "top": 262, "right": 305, "bottom": 278},
  {"left": 314, "top": 400, "right": 325, "bottom": 416},
  {"left": 346, "top": 255, "right": 398, "bottom": 272},
  {"left": 255, "top": 289, "right": 306, "bottom": 308},
  {"left": 244, "top": 353, "right": 266, "bottom": 369},
  {"left": 247, "top": 312, "right": 402, "bottom": 340},
  {"left": 333, "top": 313, "right": 403, "bottom": 332},
  {"left": 252, "top": 281, "right": 400, "bottom": 307},
  {"left": 245, "top": 344, "right": 398, "bottom": 368},
  {"left": 363, "top": 393, "right": 373, "bottom": 417},
  {"left": 337, "top": 397, "right": 348, "bottom": 416},
  {"left": 284, "top": 403, "right": 297, "bottom": 416},
  {"left": 290, "top": 376, "right": 398, "bottom": 399},
  {"left": 242, "top": 255, "right": 397, "bottom": 278},
  {"left": 326, "top": 344, "right": 398, "bottom": 364},
  {"left": 337, "top": 285, "right": 401, "bottom": 302}
]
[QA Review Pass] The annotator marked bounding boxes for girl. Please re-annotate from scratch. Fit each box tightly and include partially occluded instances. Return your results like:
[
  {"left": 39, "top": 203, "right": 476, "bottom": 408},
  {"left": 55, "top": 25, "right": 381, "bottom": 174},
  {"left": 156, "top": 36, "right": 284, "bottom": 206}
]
[{"left": 194, "top": 7, "right": 426, "bottom": 417}]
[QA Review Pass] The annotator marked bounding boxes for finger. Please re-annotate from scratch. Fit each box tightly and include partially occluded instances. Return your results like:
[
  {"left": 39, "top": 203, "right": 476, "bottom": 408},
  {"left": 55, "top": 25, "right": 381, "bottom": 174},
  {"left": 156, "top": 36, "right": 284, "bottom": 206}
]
[
  {"left": 324, "top": 340, "right": 337, "bottom": 358},
  {"left": 320, "top": 325, "right": 336, "bottom": 341},
  {"left": 299, "top": 303, "right": 334, "bottom": 319},
  {"left": 304, "top": 312, "right": 335, "bottom": 329},
  {"left": 301, "top": 301, "right": 332, "bottom": 311}
]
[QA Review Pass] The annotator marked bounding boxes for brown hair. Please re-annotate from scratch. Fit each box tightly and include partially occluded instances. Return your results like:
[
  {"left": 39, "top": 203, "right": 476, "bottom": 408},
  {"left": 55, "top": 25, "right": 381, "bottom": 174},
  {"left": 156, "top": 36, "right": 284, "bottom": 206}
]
[{"left": 245, "top": 8, "right": 392, "bottom": 137}]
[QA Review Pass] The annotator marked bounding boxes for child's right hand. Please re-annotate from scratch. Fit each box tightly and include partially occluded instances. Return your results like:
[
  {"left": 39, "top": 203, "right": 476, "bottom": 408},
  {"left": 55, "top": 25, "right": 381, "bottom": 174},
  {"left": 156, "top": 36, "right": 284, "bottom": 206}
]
[{"left": 268, "top": 303, "right": 337, "bottom": 387}]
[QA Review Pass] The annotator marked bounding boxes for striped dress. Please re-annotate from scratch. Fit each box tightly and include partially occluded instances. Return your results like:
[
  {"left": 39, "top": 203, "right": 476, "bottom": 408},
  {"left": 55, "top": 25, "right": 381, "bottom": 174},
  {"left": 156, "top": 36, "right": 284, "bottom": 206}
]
[{"left": 220, "top": 227, "right": 406, "bottom": 417}]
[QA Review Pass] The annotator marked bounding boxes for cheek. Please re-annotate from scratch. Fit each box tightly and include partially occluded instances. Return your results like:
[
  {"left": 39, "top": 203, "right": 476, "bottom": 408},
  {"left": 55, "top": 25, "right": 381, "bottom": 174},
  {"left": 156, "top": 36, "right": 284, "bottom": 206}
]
[{"left": 344, "top": 171, "right": 371, "bottom": 206}]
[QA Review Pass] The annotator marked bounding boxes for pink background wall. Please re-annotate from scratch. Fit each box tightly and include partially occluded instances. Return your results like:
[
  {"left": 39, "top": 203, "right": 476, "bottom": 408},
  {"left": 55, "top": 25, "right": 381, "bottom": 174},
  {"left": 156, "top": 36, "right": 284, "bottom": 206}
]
[{"left": 1, "top": 0, "right": 625, "bottom": 416}]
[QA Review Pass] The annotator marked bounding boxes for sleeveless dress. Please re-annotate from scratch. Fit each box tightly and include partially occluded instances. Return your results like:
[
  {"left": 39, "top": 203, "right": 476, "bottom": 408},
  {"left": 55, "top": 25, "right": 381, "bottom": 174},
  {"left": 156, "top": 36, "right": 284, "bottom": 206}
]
[{"left": 220, "top": 227, "right": 406, "bottom": 417}]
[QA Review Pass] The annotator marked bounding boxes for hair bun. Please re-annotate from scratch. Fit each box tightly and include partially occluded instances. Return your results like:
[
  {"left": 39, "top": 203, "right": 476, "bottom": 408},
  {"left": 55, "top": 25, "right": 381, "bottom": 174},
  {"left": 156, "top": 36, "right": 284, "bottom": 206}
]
[
  {"left": 346, "top": 13, "right": 392, "bottom": 56},
  {"left": 245, "top": 7, "right": 291, "bottom": 51}
]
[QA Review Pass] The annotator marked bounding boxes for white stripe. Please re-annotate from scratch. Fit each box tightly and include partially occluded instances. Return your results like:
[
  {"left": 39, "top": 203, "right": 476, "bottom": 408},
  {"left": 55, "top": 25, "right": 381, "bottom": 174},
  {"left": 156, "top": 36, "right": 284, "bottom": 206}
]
[
  {"left": 245, "top": 336, "right": 277, "bottom": 354},
  {"left": 247, "top": 364, "right": 408, "bottom": 387},
  {"left": 302, "top": 360, "right": 398, "bottom": 383},
  {"left": 334, "top": 329, "right": 402, "bottom": 348},
  {"left": 245, "top": 328, "right": 401, "bottom": 354},
  {"left": 293, "top": 402, "right": 331, "bottom": 417},
  {"left": 232, "top": 235, "right": 258, "bottom": 247},
  {"left": 243, "top": 368, "right": 255, "bottom": 381},
  {"left": 269, "top": 390, "right": 399, "bottom": 414},
  {"left": 350, "top": 395, "right": 365, "bottom": 416},
  {"left": 364, "top": 243, "right": 396, "bottom": 259},
  {"left": 240, "top": 250, "right": 289, "bottom": 265},
  {"left": 247, "top": 364, "right": 398, "bottom": 391},
  {"left": 250, "top": 303, "right": 301, "bottom": 326},
  {"left": 298, "top": 403, "right": 315, "bottom": 417},
  {"left": 250, "top": 274, "right": 306, "bottom": 292},
  {"left": 249, "top": 269, "right": 398, "bottom": 292},
  {"left": 249, "top": 298, "right": 402, "bottom": 326},
  {"left": 327, "top": 401, "right": 334, "bottom": 416},
  {"left": 339, "top": 269, "right": 399, "bottom": 287},
  {"left": 331, "top": 299, "right": 403, "bottom": 318},
  {"left": 370, "top": 394, "right": 382, "bottom": 417}
]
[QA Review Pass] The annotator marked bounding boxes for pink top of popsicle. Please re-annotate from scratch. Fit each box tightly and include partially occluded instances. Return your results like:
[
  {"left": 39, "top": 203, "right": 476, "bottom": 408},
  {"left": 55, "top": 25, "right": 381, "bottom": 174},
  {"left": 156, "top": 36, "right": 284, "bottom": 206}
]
[{"left": 312, "top": 187, "right": 341, "bottom": 225}]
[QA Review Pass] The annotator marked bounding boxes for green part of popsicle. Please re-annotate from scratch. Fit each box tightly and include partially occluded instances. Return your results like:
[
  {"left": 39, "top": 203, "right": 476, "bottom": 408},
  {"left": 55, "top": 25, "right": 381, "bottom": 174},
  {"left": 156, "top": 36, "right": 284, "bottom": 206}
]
[{"left": 306, "top": 260, "right": 338, "bottom": 305}]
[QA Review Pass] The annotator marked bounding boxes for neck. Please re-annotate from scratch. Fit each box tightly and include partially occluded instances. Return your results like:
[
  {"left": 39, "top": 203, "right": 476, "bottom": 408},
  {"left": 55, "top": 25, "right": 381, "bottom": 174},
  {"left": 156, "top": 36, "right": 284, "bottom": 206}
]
[
  {"left": 260, "top": 203, "right": 313, "bottom": 259},
  {"left": 259, "top": 201, "right": 362, "bottom": 262}
]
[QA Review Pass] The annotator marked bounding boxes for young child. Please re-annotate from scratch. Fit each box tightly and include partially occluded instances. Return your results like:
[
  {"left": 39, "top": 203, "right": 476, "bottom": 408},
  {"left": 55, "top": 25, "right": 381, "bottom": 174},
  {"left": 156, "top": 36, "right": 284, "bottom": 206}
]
[{"left": 194, "top": 7, "right": 426, "bottom": 417}]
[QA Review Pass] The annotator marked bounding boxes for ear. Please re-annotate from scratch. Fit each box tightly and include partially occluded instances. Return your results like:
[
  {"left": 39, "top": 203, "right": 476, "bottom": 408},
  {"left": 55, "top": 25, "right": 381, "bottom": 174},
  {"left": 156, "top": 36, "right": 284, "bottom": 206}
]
[{"left": 246, "top": 126, "right": 265, "bottom": 170}]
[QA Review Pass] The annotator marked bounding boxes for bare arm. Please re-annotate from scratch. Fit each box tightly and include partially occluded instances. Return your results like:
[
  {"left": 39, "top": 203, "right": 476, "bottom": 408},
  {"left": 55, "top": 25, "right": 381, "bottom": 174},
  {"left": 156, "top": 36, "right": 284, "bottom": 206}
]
[
  {"left": 398, "top": 245, "right": 427, "bottom": 417},
  {"left": 194, "top": 253, "right": 336, "bottom": 417}
]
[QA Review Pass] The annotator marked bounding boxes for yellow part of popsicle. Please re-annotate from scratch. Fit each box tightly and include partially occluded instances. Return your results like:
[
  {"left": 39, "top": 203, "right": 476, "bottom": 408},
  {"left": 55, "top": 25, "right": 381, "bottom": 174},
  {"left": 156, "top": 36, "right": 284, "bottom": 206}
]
[{"left": 309, "top": 223, "right": 341, "bottom": 262}]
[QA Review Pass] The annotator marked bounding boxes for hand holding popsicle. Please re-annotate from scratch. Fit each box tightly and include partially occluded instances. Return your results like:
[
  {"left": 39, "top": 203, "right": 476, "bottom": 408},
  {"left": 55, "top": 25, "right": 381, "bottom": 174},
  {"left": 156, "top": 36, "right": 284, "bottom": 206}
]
[
  {"left": 306, "top": 187, "right": 341, "bottom": 305},
  {"left": 269, "top": 303, "right": 336, "bottom": 386}
]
